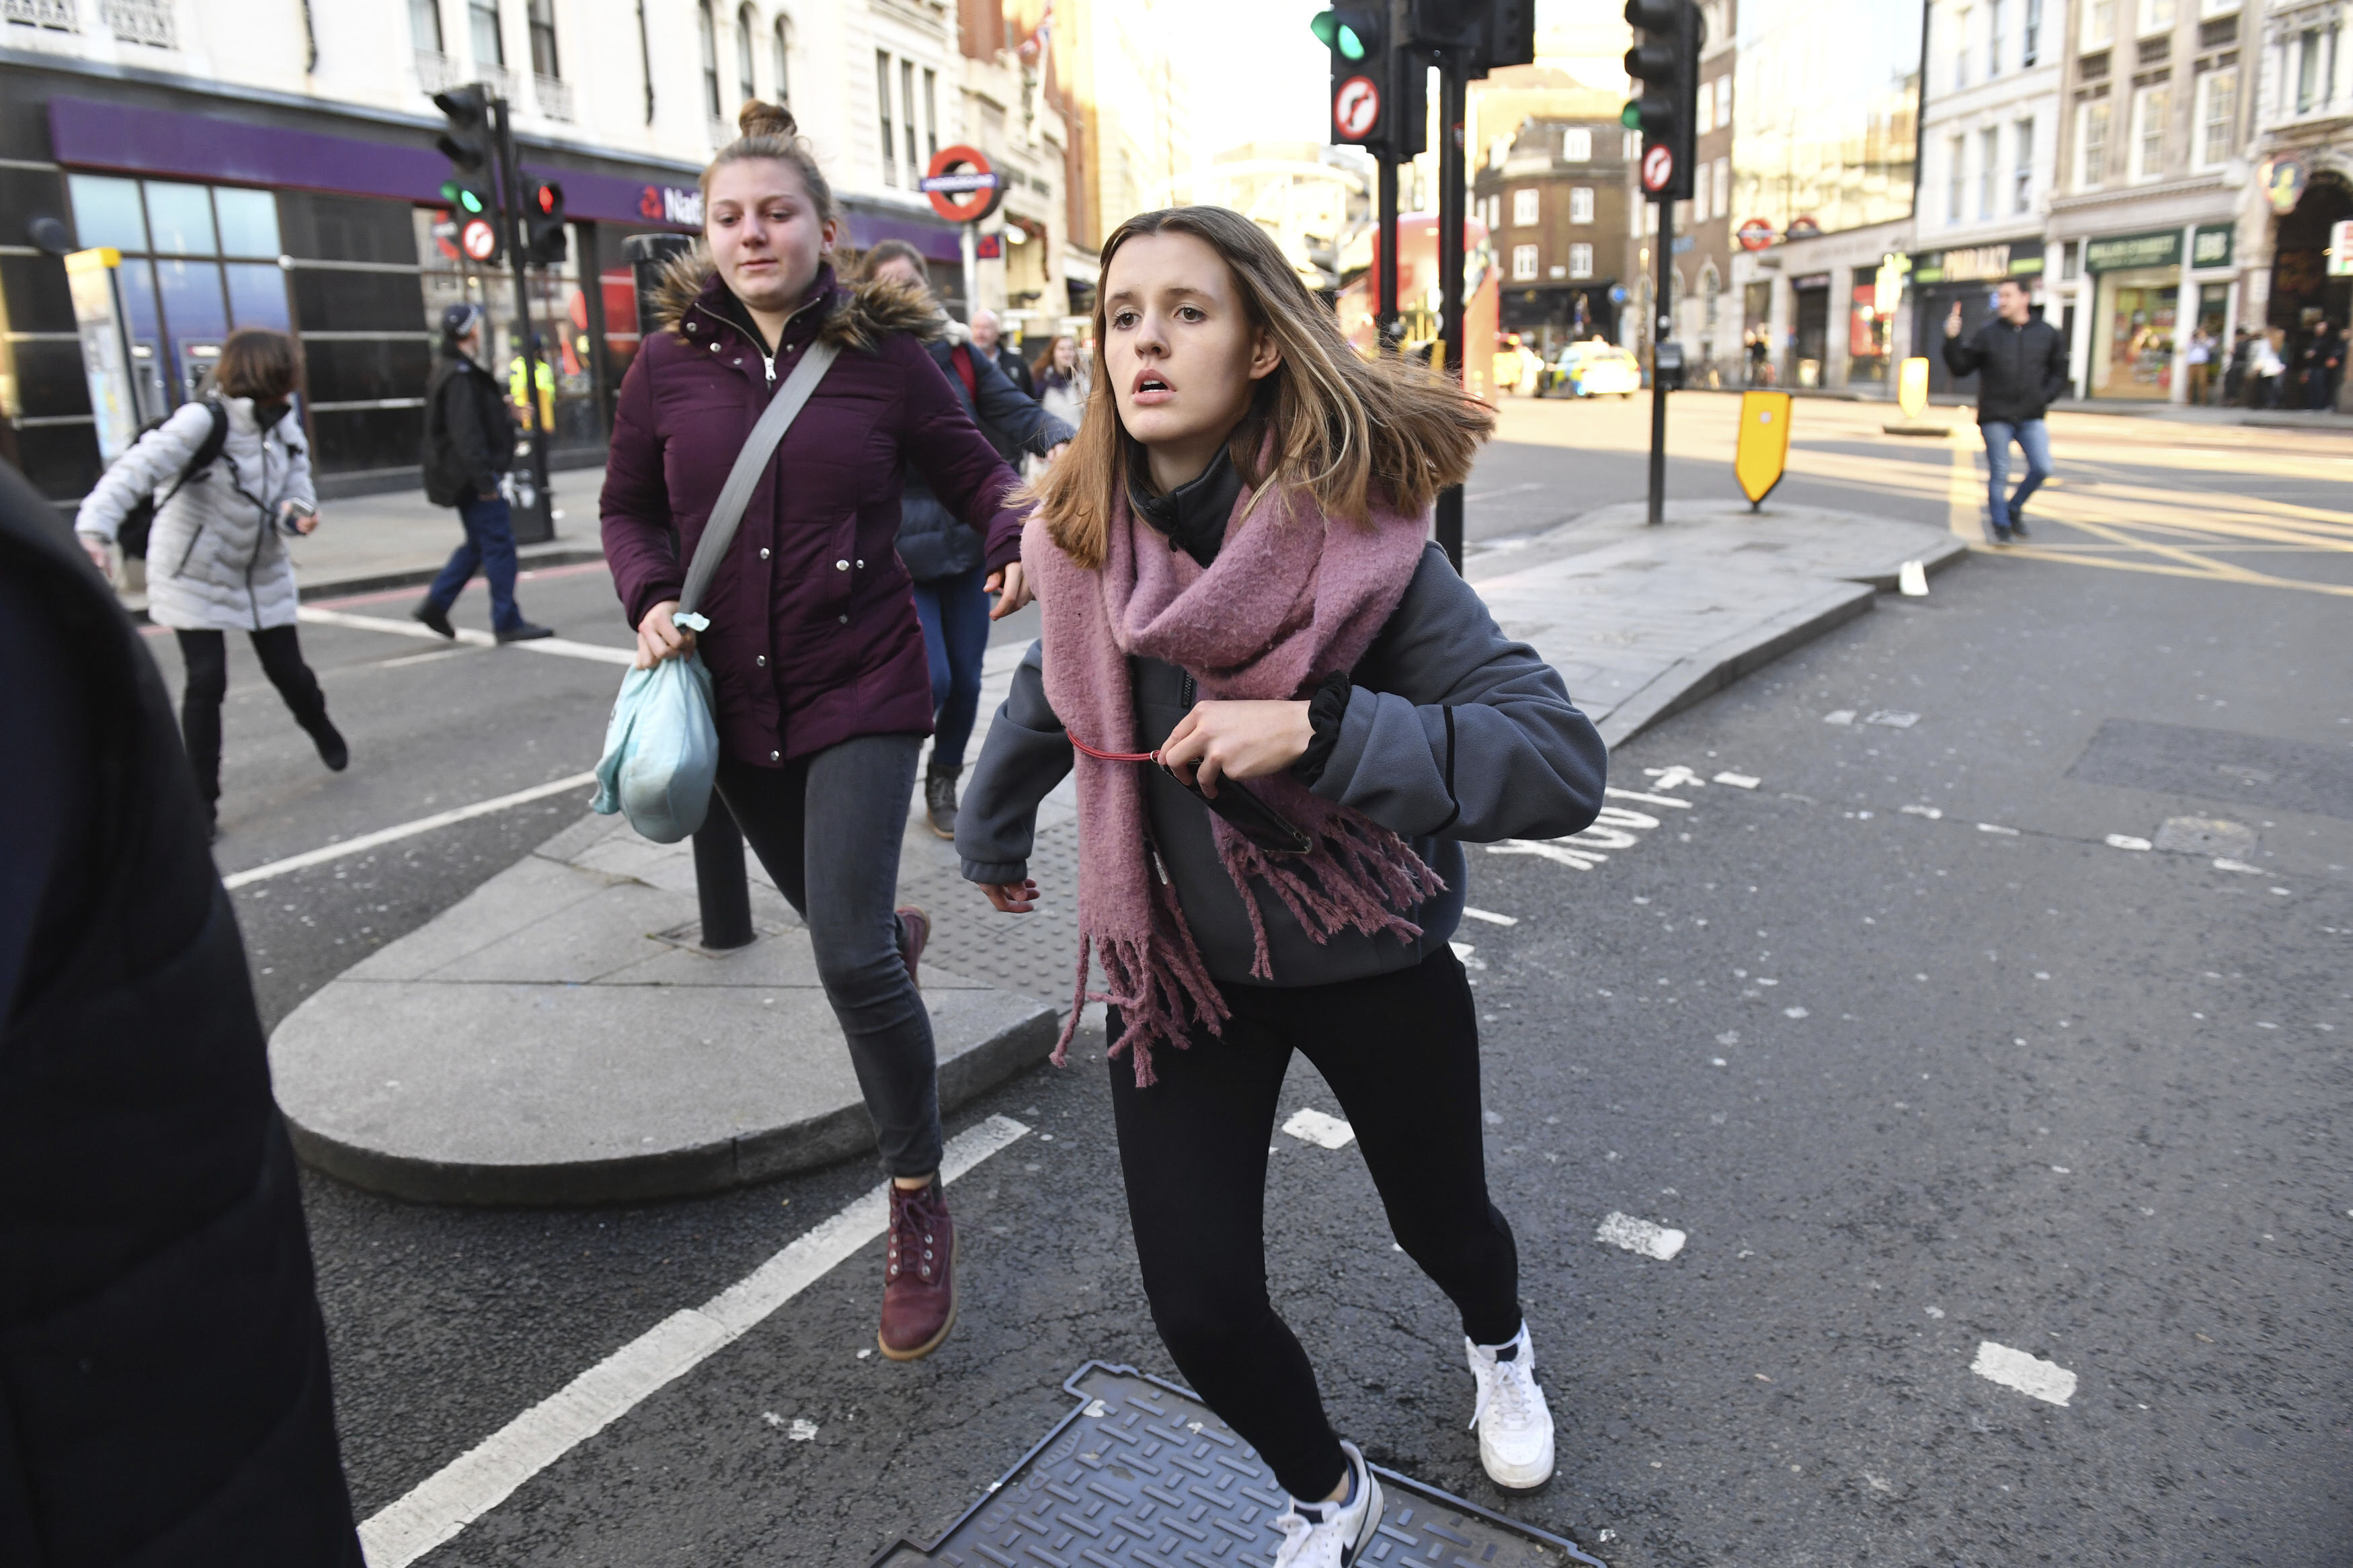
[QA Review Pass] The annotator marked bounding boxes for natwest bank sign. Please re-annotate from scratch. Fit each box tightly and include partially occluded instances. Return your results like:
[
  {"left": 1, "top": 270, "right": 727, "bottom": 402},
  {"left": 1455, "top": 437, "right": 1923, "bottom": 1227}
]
[{"left": 639, "top": 185, "right": 704, "bottom": 226}]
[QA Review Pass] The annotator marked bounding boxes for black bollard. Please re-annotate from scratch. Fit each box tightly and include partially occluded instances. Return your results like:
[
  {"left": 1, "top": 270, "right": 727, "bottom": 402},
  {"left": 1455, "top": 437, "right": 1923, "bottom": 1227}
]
[
  {"left": 625, "top": 234, "right": 752, "bottom": 950},
  {"left": 691, "top": 794, "right": 756, "bottom": 950}
]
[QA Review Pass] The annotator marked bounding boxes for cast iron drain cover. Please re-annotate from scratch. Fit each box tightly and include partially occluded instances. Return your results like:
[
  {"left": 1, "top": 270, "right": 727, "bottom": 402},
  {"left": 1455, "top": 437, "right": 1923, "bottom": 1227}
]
[{"left": 869, "top": 1362, "right": 1608, "bottom": 1568}]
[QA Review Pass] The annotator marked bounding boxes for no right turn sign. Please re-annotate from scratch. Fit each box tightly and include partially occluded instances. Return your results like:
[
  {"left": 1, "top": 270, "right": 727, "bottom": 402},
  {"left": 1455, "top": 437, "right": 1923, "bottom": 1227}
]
[{"left": 1641, "top": 145, "right": 1675, "bottom": 194}]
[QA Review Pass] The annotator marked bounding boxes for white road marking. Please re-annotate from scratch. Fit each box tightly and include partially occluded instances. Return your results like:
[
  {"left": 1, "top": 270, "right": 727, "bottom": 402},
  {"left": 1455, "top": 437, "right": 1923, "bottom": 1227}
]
[
  {"left": 1488, "top": 839, "right": 1603, "bottom": 869},
  {"left": 221, "top": 773, "right": 598, "bottom": 890},
  {"left": 1604, "top": 787, "right": 1693, "bottom": 810},
  {"left": 1448, "top": 941, "right": 1488, "bottom": 970},
  {"left": 2106, "top": 834, "right": 2153, "bottom": 851},
  {"left": 1977, "top": 823, "right": 2020, "bottom": 836},
  {"left": 1281, "top": 1108, "right": 1357, "bottom": 1149},
  {"left": 1900, "top": 803, "right": 1944, "bottom": 819},
  {"left": 1823, "top": 709, "right": 1857, "bottom": 725},
  {"left": 787, "top": 1417, "right": 817, "bottom": 1441},
  {"left": 1595, "top": 1212, "right": 1686, "bottom": 1261},
  {"left": 299, "top": 606, "right": 635, "bottom": 667},
  {"left": 1642, "top": 765, "right": 1707, "bottom": 789},
  {"left": 377, "top": 647, "right": 479, "bottom": 669},
  {"left": 1970, "top": 1341, "right": 2077, "bottom": 1407},
  {"left": 1461, "top": 906, "right": 1519, "bottom": 925},
  {"left": 2213, "top": 858, "right": 2262, "bottom": 873},
  {"left": 1712, "top": 771, "right": 1761, "bottom": 789},
  {"left": 356, "top": 1115, "right": 1029, "bottom": 1568},
  {"left": 1865, "top": 710, "right": 1919, "bottom": 728}
]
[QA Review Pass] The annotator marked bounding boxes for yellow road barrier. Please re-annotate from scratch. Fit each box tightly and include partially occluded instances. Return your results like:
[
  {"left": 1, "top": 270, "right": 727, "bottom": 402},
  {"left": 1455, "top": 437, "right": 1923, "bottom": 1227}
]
[{"left": 1736, "top": 390, "right": 1792, "bottom": 509}]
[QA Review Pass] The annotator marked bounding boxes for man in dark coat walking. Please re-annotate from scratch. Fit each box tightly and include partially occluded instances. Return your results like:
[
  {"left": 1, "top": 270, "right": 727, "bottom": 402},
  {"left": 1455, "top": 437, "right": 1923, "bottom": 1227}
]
[
  {"left": 413, "top": 303, "right": 552, "bottom": 642},
  {"left": 970, "top": 308, "right": 1035, "bottom": 407},
  {"left": 0, "top": 458, "right": 363, "bottom": 1566},
  {"left": 1942, "top": 278, "right": 2070, "bottom": 544}
]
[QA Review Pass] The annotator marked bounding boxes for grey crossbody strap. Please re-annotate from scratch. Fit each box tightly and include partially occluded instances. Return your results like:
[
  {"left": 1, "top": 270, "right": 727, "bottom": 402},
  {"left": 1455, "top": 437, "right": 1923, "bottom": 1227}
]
[{"left": 678, "top": 338, "right": 840, "bottom": 618}]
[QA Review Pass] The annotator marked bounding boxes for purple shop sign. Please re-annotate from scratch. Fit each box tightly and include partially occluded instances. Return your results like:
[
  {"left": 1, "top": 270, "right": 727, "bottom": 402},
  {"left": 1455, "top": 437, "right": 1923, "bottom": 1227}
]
[{"left": 48, "top": 96, "right": 703, "bottom": 232}]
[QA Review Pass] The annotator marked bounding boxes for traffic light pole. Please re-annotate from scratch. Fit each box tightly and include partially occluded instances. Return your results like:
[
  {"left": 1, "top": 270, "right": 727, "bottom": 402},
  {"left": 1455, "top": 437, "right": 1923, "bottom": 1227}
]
[
  {"left": 1648, "top": 194, "right": 1672, "bottom": 528},
  {"left": 489, "top": 93, "right": 555, "bottom": 545},
  {"left": 1433, "top": 57, "right": 1467, "bottom": 573},
  {"left": 1376, "top": 157, "right": 1400, "bottom": 351}
]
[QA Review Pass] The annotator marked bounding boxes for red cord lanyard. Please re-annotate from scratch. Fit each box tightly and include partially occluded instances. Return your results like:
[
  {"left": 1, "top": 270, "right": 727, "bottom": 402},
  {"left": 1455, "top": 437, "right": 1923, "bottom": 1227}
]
[{"left": 1069, "top": 735, "right": 1159, "bottom": 764}]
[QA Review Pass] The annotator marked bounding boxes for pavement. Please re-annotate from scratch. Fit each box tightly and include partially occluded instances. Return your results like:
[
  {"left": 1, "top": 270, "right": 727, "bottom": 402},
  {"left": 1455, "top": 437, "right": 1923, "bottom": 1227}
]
[{"left": 266, "top": 495, "right": 1964, "bottom": 1205}]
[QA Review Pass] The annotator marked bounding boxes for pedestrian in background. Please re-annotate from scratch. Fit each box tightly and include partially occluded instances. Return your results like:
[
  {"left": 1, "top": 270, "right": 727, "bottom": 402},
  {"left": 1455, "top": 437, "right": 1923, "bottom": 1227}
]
[
  {"left": 861, "top": 241, "right": 1072, "bottom": 839},
  {"left": 4, "top": 458, "right": 365, "bottom": 1566},
  {"left": 73, "top": 327, "right": 346, "bottom": 840},
  {"left": 1034, "top": 333, "right": 1088, "bottom": 427},
  {"left": 2250, "top": 328, "right": 2287, "bottom": 409},
  {"left": 414, "top": 304, "right": 553, "bottom": 644},
  {"left": 2299, "top": 321, "right": 2342, "bottom": 411},
  {"left": 958, "top": 206, "right": 1607, "bottom": 1565},
  {"left": 2185, "top": 323, "right": 2214, "bottom": 406},
  {"left": 2224, "top": 327, "right": 2252, "bottom": 406},
  {"left": 969, "top": 306, "right": 1035, "bottom": 401},
  {"left": 1942, "top": 280, "right": 2067, "bottom": 544},
  {"left": 602, "top": 99, "right": 1033, "bottom": 1363}
]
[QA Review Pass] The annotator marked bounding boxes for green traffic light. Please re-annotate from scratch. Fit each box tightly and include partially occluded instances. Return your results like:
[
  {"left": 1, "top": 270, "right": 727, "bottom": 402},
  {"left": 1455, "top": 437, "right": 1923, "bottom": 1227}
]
[
  {"left": 1621, "top": 101, "right": 1642, "bottom": 129},
  {"left": 460, "top": 190, "right": 485, "bottom": 214},
  {"left": 1309, "top": 11, "right": 1368, "bottom": 60}
]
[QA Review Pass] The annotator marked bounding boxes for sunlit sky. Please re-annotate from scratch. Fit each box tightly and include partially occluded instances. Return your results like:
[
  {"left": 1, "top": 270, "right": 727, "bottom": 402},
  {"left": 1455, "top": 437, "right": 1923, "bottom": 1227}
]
[{"left": 1170, "top": 0, "right": 1632, "bottom": 166}]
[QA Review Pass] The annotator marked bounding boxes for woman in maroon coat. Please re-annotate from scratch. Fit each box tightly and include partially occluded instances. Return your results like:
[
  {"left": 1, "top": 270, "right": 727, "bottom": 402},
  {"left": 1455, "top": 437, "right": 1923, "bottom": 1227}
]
[{"left": 600, "top": 99, "right": 1031, "bottom": 1362}]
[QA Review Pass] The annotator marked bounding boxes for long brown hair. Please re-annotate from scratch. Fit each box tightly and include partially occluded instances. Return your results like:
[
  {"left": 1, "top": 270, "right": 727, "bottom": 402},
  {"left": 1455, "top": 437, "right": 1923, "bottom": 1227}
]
[
  {"left": 210, "top": 328, "right": 299, "bottom": 400},
  {"left": 1023, "top": 206, "right": 1493, "bottom": 569},
  {"left": 701, "top": 99, "right": 838, "bottom": 227}
]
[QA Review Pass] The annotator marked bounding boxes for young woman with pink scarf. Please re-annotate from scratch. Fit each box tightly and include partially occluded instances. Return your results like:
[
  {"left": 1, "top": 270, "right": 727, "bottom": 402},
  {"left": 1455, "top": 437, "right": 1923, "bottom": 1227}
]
[{"left": 957, "top": 207, "right": 1607, "bottom": 1566}]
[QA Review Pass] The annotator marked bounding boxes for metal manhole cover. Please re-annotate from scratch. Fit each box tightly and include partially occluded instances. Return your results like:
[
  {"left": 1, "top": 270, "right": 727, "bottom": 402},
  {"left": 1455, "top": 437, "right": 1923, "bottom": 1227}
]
[{"left": 869, "top": 1362, "right": 1609, "bottom": 1568}]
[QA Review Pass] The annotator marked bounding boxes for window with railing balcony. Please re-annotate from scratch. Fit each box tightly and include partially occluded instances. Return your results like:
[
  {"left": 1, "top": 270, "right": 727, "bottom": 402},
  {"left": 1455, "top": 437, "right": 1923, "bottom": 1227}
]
[
  {"left": 534, "top": 75, "right": 573, "bottom": 120},
  {"left": 100, "top": 0, "right": 173, "bottom": 46},
  {"left": 3, "top": 0, "right": 80, "bottom": 28}
]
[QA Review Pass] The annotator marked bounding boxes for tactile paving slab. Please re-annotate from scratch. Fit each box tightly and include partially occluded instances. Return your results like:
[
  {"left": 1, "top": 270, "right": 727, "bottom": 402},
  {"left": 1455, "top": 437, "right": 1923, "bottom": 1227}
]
[
  {"left": 902, "top": 817, "right": 1085, "bottom": 1006},
  {"left": 869, "top": 1362, "right": 1608, "bottom": 1568}
]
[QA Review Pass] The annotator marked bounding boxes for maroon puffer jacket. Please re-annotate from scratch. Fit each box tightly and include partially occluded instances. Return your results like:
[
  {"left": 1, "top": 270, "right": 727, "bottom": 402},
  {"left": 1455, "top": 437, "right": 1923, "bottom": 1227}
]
[{"left": 600, "top": 259, "right": 1024, "bottom": 766}]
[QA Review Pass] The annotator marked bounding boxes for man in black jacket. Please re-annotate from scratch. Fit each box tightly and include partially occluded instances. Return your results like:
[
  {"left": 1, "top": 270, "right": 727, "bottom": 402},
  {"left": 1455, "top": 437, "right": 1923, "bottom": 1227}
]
[
  {"left": 413, "top": 304, "right": 552, "bottom": 642},
  {"left": 970, "top": 308, "right": 1035, "bottom": 407},
  {"left": 1942, "top": 278, "right": 2069, "bottom": 544}
]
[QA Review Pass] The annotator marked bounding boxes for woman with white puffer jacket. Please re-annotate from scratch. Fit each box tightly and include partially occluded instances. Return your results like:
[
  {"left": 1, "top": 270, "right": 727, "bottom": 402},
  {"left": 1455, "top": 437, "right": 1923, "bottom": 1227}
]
[{"left": 75, "top": 328, "right": 346, "bottom": 839}]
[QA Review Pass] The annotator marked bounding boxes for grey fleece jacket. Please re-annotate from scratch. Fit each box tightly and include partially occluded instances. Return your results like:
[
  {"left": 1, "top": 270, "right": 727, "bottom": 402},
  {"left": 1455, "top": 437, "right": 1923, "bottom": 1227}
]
[{"left": 957, "top": 542, "right": 1609, "bottom": 988}]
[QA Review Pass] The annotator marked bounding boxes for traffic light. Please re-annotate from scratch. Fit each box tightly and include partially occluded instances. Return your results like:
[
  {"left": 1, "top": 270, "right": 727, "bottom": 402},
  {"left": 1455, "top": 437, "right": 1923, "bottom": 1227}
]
[
  {"left": 1405, "top": 0, "right": 1534, "bottom": 71},
  {"left": 522, "top": 175, "right": 567, "bottom": 266},
  {"left": 1623, "top": 0, "right": 1699, "bottom": 203},
  {"left": 1314, "top": 6, "right": 1393, "bottom": 153},
  {"left": 433, "top": 85, "right": 500, "bottom": 243}
]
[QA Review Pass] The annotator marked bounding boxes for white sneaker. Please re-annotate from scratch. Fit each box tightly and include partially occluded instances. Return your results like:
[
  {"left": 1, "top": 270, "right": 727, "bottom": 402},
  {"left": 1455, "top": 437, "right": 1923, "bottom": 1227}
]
[
  {"left": 1466, "top": 1323, "right": 1556, "bottom": 1489},
  {"left": 1269, "top": 1439, "right": 1384, "bottom": 1567}
]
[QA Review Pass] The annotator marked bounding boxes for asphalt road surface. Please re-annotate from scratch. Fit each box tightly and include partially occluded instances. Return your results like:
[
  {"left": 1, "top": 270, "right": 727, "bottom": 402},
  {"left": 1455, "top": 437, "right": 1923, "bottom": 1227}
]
[{"left": 192, "top": 402, "right": 2352, "bottom": 1564}]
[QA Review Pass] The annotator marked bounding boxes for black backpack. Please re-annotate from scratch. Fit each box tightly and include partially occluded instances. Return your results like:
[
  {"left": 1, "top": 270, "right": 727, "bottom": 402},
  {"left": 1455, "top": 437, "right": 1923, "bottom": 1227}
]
[{"left": 116, "top": 398, "right": 230, "bottom": 561}]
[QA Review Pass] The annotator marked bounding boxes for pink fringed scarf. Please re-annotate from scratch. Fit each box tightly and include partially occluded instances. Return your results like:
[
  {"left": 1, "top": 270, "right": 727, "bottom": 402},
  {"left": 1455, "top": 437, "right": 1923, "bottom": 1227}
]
[{"left": 1024, "top": 475, "right": 1443, "bottom": 1086}]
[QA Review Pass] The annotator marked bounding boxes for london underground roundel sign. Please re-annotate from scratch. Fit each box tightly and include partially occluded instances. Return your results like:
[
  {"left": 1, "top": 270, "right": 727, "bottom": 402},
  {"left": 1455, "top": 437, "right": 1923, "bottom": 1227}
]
[
  {"left": 1737, "top": 218, "right": 1776, "bottom": 251},
  {"left": 1333, "top": 75, "right": 1380, "bottom": 140},
  {"left": 920, "top": 145, "right": 1005, "bottom": 224}
]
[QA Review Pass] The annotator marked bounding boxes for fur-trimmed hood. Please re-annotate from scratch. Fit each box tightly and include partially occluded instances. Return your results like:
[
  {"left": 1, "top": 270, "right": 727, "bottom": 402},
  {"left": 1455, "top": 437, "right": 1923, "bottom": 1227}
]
[{"left": 651, "top": 245, "right": 951, "bottom": 353}]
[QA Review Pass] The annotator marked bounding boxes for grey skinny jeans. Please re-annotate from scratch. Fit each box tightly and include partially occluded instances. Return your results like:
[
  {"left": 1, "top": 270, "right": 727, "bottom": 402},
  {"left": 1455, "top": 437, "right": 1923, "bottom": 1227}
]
[{"left": 716, "top": 733, "right": 941, "bottom": 1175}]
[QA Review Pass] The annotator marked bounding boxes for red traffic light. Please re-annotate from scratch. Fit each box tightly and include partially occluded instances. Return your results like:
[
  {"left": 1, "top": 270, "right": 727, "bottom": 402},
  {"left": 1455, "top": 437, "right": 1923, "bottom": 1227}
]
[{"left": 534, "top": 183, "right": 559, "bottom": 215}]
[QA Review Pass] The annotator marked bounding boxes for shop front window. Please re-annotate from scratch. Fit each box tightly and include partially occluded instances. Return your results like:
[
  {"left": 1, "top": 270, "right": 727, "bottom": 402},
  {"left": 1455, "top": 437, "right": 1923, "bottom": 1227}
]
[
  {"left": 1848, "top": 283, "right": 1890, "bottom": 383},
  {"left": 2091, "top": 268, "right": 2178, "bottom": 398},
  {"left": 66, "top": 175, "right": 290, "bottom": 413}
]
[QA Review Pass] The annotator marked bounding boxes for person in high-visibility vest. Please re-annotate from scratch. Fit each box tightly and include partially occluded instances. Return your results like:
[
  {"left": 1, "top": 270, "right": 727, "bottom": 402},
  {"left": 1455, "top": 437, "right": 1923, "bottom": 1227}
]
[{"left": 508, "top": 343, "right": 555, "bottom": 430}]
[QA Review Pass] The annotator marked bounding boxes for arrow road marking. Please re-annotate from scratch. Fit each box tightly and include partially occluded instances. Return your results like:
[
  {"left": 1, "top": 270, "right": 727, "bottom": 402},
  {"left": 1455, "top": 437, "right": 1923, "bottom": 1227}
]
[{"left": 357, "top": 1115, "right": 1031, "bottom": 1568}]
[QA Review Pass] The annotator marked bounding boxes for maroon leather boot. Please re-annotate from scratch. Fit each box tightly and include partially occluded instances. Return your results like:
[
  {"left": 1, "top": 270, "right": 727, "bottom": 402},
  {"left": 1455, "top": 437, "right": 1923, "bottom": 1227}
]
[{"left": 879, "top": 1177, "right": 956, "bottom": 1360}]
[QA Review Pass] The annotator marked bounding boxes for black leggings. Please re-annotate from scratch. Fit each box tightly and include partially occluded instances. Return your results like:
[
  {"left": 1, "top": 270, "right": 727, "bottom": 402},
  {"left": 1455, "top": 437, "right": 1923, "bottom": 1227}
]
[
  {"left": 1107, "top": 946, "right": 1521, "bottom": 1501},
  {"left": 173, "top": 626, "right": 331, "bottom": 809}
]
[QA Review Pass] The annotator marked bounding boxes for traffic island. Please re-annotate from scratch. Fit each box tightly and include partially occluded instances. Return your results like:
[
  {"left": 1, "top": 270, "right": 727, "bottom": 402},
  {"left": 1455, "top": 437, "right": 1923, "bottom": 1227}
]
[
  {"left": 1462, "top": 499, "right": 1968, "bottom": 748},
  {"left": 867, "top": 1362, "right": 1607, "bottom": 1568},
  {"left": 268, "top": 811, "right": 1057, "bottom": 1205}
]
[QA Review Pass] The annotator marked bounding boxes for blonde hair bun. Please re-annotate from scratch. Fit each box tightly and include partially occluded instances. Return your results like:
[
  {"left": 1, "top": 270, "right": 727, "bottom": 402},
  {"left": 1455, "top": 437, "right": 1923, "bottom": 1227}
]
[{"left": 737, "top": 99, "right": 798, "bottom": 141}]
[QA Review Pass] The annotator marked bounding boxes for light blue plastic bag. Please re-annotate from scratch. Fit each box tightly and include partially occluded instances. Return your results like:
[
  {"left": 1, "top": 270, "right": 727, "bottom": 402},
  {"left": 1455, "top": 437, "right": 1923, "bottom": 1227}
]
[{"left": 590, "top": 610, "right": 717, "bottom": 843}]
